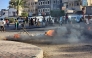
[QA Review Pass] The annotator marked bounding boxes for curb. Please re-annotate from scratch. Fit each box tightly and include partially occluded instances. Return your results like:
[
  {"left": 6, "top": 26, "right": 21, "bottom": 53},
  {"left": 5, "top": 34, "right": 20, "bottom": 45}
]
[{"left": 0, "top": 40, "right": 43, "bottom": 58}]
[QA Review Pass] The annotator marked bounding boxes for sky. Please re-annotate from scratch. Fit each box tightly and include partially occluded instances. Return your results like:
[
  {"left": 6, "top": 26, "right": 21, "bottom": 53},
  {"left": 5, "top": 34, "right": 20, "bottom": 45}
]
[{"left": 0, "top": 0, "right": 10, "bottom": 10}]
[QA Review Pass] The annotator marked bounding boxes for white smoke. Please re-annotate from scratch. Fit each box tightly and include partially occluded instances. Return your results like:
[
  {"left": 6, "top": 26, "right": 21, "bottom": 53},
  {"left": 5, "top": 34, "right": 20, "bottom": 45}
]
[{"left": 6, "top": 23, "right": 92, "bottom": 44}]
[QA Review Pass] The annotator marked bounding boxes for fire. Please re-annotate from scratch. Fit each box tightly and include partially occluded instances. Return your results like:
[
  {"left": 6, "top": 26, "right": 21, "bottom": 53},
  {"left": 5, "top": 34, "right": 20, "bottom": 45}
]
[
  {"left": 14, "top": 34, "right": 20, "bottom": 39},
  {"left": 45, "top": 30, "right": 55, "bottom": 36}
]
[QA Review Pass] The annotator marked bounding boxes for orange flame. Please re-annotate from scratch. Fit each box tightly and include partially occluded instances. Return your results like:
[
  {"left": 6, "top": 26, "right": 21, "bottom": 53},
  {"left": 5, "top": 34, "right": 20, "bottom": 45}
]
[
  {"left": 45, "top": 30, "right": 55, "bottom": 36},
  {"left": 14, "top": 34, "right": 20, "bottom": 39}
]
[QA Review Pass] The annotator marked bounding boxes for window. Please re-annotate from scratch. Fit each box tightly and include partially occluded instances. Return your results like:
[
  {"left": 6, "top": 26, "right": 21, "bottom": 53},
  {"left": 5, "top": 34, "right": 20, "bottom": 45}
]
[
  {"left": 74, "top": 1, "right": 80, "bottom": 6},
  {"left": 31, "top": 2, "right": 33, "bottom": 5},
  {"left": 43, "top": 9, "right": 45, "bottom": 12},
  {"left": 41, "top": 2, "right": 42, "bottom": 5},
  {"left": 71, "top": 2, "right": 73, "bottom": 6},
  {"left": 69, "top": 2, "right": 73, "bottom": 7},
  {"left": 47, "top": 8, "right": 50, "bottom": 12},
  {"left": 33, "top": 3, "right": 34, "bottom": 5},
  {"left": 48, "top": 1, "right": 50, "bottom": 4},
  {"left": 77, "top": 2, "right": 79, "bottom": 6},
  {"left": 35, "top": 2, "right": 37, "bottom": 4},
  {"left": 39, "top": 9, "right": 40, "bottom": 12},
  {"left": 57, "top": 0, "right": 60, "bottom": 4},
  {"left": 54, "top": 1, "right": 55, "bottom": 3},
  {"left": 39, "top": 2, "right": 40, "bottom": 5},
  {"left": 60, "top": 0, "right": 62, "bottom": 3},
  {"left": 45, "top": 1, "right": 47, "bottom": 4},
  {"left": 43, "top": 1, "right": 44, "bottom": 5},
  {"left": 45, "top": 8, "right": 47, "bottom": 12},
  {"left": 56, "top": 0, "right": 57, "bottom": 4},
  {"left": 41, "top": 9, "right": 42, "bottom": 12},
  {"left": 80, "top": 2, "right": 82, "bottom": 5}
]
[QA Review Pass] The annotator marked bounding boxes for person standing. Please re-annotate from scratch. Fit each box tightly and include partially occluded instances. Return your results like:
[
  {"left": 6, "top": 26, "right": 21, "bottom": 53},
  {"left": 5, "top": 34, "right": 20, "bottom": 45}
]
[
  {"left": 21, "top": 19, "right": 25, "bottom": 28},
  {"left": 31, "top": 18, "right": 34, "bottom": 26},
  {"left": 59, "top": 16, "right": 63, "bottom": 26},
  {"left": 15, "top": 19, "right": 19, "bottom": 30},
  {"left": 29, "top": 18, "right": 31, "bottom": 27},
  {"left": 85, "top": 15, "right": 90, "bottom": 24},
  {"left": 6, "top": 19, "right": 9, "bottom": 27},
  {"left": 65, "top": 14, "right": 69, "bottom": 24},
  {"left": 0, "top": 19, "right": 5, "bottom": 32},
  {"left": 36, "top": 19, "right": 40, "bottom": 26},
  {"left": 35, "top": 17, "right": 37, "bottom": 25},
  {"left": 42, "top": 17, "right": 46, "bottom": 26}
]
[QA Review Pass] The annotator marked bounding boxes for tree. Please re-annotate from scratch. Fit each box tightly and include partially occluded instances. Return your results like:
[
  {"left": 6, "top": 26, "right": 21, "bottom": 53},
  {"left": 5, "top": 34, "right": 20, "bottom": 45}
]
[
  {"left": 9, "top": 0, "right": 26, "bottom": 16},
  {"left": 21, "top": 12, "right": 28, "bottom": 17},
  {"left": 50, "top": 10, "right": 65, "bottom": 17}
]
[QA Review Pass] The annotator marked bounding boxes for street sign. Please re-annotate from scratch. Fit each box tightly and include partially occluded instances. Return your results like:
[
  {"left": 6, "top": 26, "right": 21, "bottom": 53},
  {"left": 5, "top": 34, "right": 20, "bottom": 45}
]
[{"left": 82, "top": 0, "right": 88, "bottom": 6}]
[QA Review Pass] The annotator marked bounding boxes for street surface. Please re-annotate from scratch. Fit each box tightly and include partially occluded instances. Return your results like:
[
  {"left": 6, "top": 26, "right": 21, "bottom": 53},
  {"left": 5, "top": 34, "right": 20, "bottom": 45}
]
[{"left": 0, "top": 23, "right": 92, "bottom": 58}]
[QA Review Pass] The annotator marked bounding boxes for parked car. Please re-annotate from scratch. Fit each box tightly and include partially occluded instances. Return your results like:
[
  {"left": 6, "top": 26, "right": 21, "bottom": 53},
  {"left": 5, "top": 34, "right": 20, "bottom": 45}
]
[{"left": 68, "top": 15, "right": 82, "bottom": 23}]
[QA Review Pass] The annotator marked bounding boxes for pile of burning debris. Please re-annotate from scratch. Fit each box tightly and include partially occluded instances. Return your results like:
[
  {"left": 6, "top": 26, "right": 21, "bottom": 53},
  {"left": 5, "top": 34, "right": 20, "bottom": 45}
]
[{"left": 5, "top": 23, "right": 92, "bottom": 44}]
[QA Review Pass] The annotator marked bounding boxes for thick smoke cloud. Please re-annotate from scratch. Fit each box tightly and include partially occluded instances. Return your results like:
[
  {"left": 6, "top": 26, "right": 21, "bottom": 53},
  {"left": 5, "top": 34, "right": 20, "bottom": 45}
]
[
  {"left": 6, "top": 23, "right": 92, "bottom": 44},
  {"left": 52, "top": 23, "right": 92, "bottom": 44}
]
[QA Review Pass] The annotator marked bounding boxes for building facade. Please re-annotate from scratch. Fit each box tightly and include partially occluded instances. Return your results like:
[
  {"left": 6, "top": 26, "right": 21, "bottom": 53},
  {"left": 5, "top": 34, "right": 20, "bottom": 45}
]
[
  {"left": 1, "top": 9, "right": 8, "bottom": 17},
  {"left": 38, "top": 0, "right": 62, "bottom": 15},
  {"left": 24, "top": 0, "right": 38, "bottom": 15},
  {"left": 62, "top": 0, "right": 92, "bottom": 11},
  {"left": 8, "top": 8, "right": 17, "bottom": 17}
]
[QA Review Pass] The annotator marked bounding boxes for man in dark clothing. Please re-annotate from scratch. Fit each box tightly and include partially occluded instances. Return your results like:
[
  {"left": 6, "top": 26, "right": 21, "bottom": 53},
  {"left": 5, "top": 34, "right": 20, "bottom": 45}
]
[
  {"left": 35, "top": 17, "right": 37, "bottom": 25},
  {"left": 65, "top": 14, "right": 69, "bottom": 24},
  {"left": 31, "top": 18, "right": 34, "bottom": 26}
]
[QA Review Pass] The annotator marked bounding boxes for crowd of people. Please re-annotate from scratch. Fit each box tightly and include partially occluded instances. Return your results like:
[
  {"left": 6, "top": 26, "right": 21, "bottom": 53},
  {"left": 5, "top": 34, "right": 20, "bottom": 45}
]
[
  {"left": 1, "top": 14, "right": 91, "bottom": 32},
  {"left": 28, "top": 18, "right": 40, "bottom": 27},
  {"left": 28, "top": 17, "right": 54, "bottom": 27},
  {"left": 0, "top": 18, "right": 10, "bottom": 32},
  {"left": 0, "top": 17, "right": 51, "bottom": 32}
]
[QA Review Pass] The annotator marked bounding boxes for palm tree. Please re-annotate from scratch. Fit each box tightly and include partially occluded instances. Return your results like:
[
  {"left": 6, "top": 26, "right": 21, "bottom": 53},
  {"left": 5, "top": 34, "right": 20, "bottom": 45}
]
[
  {"left": 9, "top": 1, "right": 16, "bottom": 8},
  {"left": 9, "top": 0, "right": 26, "bottom": 16}
]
